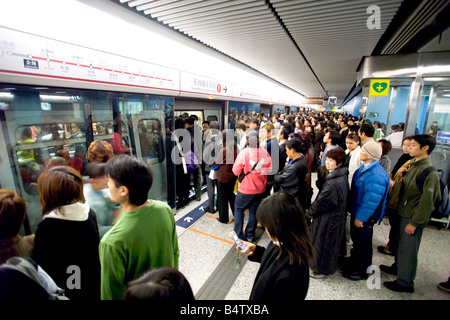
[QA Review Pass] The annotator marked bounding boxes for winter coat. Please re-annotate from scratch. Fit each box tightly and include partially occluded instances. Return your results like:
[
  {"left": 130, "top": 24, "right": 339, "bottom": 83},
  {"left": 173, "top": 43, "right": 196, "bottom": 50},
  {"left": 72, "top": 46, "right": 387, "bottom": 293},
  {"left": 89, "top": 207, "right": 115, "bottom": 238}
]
[
  {"left": 215, "top": 143, "right": 238, "bottom": 183},
  {"left": 274, "top": 156, "right": 309, "bottom": 210},
  {"left": 248, "top": 242, "right": 310, "bottom": 301},
  {"left": 232, "top": 147, "right": 272, "bottom": 195},
  {"left": 350, "top": 161, "right": 390, "bottom": 223},
  {"left": 397, "top": 157, "right": 441, "bottom": 228},
  {"left": 309, "top": 166, "right": 349, "bottom": 275},
  {"left": 203, "top": 132, "right": 222, "bottom": 172}
]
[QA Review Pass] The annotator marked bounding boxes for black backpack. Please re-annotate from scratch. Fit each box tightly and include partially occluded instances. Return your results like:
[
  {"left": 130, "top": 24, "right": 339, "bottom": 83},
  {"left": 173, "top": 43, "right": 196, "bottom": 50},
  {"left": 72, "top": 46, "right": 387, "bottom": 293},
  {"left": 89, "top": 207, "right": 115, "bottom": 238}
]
[
  {"left": 0, "top": 257, "right": 68, "bottom": 300},
  {"left": 416, "top": 167, "right": 450, "bottom": 220}
]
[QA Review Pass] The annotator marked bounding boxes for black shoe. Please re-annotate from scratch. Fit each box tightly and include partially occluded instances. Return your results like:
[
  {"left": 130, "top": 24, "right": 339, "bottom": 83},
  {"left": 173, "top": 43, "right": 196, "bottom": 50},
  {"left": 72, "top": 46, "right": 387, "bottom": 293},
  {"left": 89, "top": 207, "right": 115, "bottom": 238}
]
[
  {"left": 216, "top": 218, "right": 228, "bottom": 224},
  {"left": 437, "top": 280, "right": 450, "bottom": 293},
  {"left": 384, "top": 281, "right": 414, "bottom": 293},
  {"left": 380, "top": 264, "right": 397, "bottom": 275},
  {"left": 343, "top": 271, "right": 368, "bottom": 281},
  {"left": 377, "top": 245, "right": 394, "bottom": 256},
  {"left": 202, "top": 206, "right": 216, "bottom": 213}
]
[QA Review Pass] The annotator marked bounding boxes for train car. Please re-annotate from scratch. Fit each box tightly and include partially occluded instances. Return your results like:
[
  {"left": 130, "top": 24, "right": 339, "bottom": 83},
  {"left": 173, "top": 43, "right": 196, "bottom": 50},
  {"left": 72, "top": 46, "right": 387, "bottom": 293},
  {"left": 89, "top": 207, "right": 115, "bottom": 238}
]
[{"left": 0, "top": 1, "right": 303, "bottom": 235}]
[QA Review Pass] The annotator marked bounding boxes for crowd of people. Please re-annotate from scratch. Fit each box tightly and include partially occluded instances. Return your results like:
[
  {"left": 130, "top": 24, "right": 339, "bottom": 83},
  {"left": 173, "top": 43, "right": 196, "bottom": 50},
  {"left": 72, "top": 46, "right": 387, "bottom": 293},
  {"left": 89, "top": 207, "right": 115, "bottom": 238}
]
[{"left": 0, "top": 109, "right": 448, "bottom": 301}]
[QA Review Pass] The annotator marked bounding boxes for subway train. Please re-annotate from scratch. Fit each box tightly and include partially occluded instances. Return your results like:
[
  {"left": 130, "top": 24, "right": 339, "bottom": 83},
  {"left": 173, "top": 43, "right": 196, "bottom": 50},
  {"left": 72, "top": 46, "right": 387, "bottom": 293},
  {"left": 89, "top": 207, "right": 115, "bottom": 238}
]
[{"left": 0, "top": 27, "right": 301, "bottom": 235}]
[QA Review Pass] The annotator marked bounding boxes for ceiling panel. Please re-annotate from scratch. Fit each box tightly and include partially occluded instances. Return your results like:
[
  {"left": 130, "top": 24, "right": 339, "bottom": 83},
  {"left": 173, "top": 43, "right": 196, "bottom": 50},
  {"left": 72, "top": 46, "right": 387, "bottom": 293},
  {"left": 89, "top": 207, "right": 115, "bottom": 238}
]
[{"left": 117, "top": 0, "right": 405, "bottom": 103}]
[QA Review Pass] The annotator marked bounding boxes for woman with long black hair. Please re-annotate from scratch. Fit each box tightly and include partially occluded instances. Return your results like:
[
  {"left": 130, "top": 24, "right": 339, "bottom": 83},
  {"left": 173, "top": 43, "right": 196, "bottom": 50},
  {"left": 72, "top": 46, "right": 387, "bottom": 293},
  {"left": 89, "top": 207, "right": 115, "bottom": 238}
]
[{"left": 238, "top": 191, "right": 313, "bottom": 300}]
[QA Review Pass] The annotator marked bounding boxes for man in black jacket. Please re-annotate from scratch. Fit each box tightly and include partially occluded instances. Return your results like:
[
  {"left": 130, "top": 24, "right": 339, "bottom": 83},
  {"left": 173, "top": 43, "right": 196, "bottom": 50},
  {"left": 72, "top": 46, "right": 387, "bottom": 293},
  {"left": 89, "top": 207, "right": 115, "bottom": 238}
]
[{"left": 274, "top": 139, "right": 308, "bottom": 211}]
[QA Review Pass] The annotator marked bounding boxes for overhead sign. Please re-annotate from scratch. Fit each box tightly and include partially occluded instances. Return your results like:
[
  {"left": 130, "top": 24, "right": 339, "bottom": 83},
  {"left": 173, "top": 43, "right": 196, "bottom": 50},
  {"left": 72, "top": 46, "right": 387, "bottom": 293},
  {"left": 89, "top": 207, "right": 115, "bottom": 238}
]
[
  {"left": 180, "top": 72, "right": 232, "bottom": 97},
  {"left": 369, "top": 79, "right": 390, "bottom": 96},
  {"left": 0, "top": 27, "right": 179, "bottom": 93},
  {"left": 303, "top": 98, "right": 324, "bottom": 105}
]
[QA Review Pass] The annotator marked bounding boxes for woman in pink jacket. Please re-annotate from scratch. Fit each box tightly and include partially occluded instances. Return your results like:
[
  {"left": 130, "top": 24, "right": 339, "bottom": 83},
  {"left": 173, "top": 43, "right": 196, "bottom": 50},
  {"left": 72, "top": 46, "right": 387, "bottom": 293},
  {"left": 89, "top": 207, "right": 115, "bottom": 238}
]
[{"left": 232, "top": 130, "right": 272, "bottom": 242}]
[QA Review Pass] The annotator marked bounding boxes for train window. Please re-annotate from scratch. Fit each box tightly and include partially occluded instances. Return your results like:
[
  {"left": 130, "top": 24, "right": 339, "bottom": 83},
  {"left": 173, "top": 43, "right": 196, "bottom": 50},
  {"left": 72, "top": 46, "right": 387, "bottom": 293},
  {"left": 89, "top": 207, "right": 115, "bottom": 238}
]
[
  {"left": 206, "top": 115, "right": 218, "bottom": 122},
  {"left": 137, "top": 118, "right": 164, "bottom": 162},
  {"left": 15, "top": 123, "right": 87, "bottom": 195}
]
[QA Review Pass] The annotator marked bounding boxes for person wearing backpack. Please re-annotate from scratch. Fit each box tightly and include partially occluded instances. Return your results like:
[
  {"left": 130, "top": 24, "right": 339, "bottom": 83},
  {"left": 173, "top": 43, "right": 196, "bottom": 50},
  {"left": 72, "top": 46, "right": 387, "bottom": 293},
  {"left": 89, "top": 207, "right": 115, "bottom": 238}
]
[
  {"left": 383, "top": 134, "right": 441, "bottom": 293},
  {"left": 0, "top": 189, "right": 67, "bottom": 300}
]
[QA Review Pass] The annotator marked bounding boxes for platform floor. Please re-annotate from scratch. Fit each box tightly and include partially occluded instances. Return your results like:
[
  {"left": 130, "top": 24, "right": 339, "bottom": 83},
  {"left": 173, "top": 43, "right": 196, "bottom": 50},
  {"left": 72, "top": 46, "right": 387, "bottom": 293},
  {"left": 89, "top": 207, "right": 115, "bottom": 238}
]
[{"left": 174, "top": 173, "right": 450, "bottom": 300}]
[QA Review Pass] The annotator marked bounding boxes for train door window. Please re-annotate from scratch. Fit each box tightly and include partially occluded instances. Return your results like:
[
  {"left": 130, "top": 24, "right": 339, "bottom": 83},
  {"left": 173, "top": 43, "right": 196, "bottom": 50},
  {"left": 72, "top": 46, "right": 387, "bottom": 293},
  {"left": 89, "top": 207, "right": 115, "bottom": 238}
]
[
  {"left": 206, "top": 115, "right": 218, "bottom": 122},
  {"left": 174, "top": 110, "right": 204, "bottom": 123},
  {"left": 14, "top": 122, "right": 87, "bottom": 195},
  {"left": 137, "top": 118, "right": 164, "bottom": 162}
]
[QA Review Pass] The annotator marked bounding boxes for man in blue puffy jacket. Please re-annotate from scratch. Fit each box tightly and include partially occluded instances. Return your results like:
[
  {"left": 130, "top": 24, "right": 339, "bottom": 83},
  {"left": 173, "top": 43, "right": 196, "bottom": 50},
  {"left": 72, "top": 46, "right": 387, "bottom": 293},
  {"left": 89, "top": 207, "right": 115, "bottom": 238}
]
[{"left": 343, "top": 141, "right": 390, "bottom": 281}]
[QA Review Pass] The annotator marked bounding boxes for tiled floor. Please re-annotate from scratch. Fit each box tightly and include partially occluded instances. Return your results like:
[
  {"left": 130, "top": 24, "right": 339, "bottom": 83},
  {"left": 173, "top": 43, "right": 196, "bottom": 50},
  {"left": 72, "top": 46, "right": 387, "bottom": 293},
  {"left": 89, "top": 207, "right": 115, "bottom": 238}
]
[{"left": 175, "top": 174, "right": 450, "bottom": 300}]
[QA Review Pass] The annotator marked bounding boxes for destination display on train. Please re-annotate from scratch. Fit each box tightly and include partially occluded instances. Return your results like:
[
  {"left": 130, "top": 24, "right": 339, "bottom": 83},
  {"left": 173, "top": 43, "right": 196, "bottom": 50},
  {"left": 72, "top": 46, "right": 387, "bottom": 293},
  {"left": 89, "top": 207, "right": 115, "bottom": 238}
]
[
  {"left": 179, "top": 72, "right": 233, "bottom": 98},
  {"left": 0, "top": 27, "right": 179, "bottom": 93}
]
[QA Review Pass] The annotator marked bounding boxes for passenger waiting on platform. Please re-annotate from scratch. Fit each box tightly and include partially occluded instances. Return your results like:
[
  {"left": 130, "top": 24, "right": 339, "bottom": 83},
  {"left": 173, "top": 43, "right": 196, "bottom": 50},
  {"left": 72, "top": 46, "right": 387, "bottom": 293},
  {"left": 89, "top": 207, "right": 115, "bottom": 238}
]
[
  {"left": 344, "top": 133, "right": 362, "bottom": 186},
  {"left": 377, "top": 136, "right": 413, "bottom": 257},
  {"left": 202, "top": 121, "right": 222, "bottom": 213},
  {"left": 214, "top": 129, "right": 237, "bottom": 224},
  {"left": 378, "top": 139, "right": 392, "bottom": 174},
  {"left": 100, "top": 155, "right": 179, "bottom": 300},
  {"left": 260, "top": 122, "right": 278, "bottom": 199},
  {"left": 309, "top": 148, "right": 348, "bottom": 278},
  {"left": 385, "top": 124, "right": 404, "bottom": 148},
  {"left": 125, "top": 267, "right": 194, "bottom": 301},
  {"left": 248, "top": 118, "right": 259, "bottom": 132},
  {"left": 232, "top": 130, "right": 272, "bottom": 242},
  {"left": 185, "top": 117, "right": 202, "bottom": 202},
  {"left": 33, "top": 166, "right": 101, "bottom": 300},
  {"left": 0, "top": 189, "right": 66, "bottom": 300},
  {"left": 85, "top": 140, "right": 118, "bottom": 236},
  {"left": 273, "top": 138, "right": 308, "bottom": 211},
  {"left": 174, "top": 118, "right": 191, "bottom": 209},
  {"left": 238, "top": 191, "right": 313, "bottom": 300},
  {"left": 0, "top": 190, "right": 34, "bottom": 265},
  {"left": 318, "top": 129, "right": 340, "bottom": 169},
  {"left": 84, "top": 162, "right": 119, "bottom": 238},
  {"left": 343, "top": 142, "right": 389, "bottom": 281},
  {"left": 383, "top": 135, "right": 441, "bottom": 293},
  {"left": 358, "top": 123, "right": 376, "bottom": 146}
]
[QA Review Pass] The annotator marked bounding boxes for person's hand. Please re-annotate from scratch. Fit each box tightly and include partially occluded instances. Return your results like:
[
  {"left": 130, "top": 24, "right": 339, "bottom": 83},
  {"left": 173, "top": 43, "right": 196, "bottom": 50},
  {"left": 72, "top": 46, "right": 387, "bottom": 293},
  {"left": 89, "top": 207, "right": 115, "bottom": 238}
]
[
  {"left": 397, "top": 167, "right": 409, "bottom": 176},
  {"left": 237, "top": 241, "right": 256, "bottom": 256},
  {"left": 354, "top": 218, "right": 364, "bottom": 228},
  {"left": 405, "top": 223, "right": 416, "bottom": 235},
  {"left": 390, "top": 179, "right": 395, "bottom": 188}
]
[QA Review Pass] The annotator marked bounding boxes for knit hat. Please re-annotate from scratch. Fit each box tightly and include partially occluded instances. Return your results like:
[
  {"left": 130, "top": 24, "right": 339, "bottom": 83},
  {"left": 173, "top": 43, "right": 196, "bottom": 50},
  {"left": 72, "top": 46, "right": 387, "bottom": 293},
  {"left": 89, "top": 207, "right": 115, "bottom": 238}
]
[{"left": 362, "top": 141, "right": 382, "bottom": 161}]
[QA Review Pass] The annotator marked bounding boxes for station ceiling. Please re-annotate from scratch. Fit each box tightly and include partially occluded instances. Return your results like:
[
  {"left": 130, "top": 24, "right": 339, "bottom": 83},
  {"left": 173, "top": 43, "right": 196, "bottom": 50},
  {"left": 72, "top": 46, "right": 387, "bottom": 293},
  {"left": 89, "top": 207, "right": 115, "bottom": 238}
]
[{"left": 113, "top": 0, "right": 449, "bottom": 106}]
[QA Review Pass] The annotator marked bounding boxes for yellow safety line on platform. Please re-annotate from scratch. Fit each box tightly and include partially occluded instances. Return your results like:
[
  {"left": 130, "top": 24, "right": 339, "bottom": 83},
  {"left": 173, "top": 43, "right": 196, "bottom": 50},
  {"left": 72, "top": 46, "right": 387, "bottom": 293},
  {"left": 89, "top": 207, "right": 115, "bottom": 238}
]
[{"left": 189, "top": 228, "right": 234, "bottom": 245}]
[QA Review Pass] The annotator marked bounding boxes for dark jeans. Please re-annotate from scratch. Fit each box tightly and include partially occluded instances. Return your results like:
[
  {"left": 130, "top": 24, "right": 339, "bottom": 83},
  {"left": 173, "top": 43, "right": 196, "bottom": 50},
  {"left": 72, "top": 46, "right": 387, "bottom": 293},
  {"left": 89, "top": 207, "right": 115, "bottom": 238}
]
[
  {"left": 217, "top": 180, "right": 236, "bottom": 223},
  {"left": 233, "top": 192, "right": 262, "bottom": 241},
  {"left": 349, "top": 216, "right": 374, "bottom": 275}
]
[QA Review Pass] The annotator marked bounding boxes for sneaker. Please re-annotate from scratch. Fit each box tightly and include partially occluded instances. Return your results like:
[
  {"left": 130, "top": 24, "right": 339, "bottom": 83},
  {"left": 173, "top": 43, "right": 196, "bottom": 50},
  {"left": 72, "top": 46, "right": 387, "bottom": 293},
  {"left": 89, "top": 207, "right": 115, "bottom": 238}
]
[
  {"left": 343, "top": 271, "right": 368, "bottom": 281},
  {"left": 437, "top": 279, "right": 450, "bottom": 293},
  {"left": 384, "top": 281, "right": 414, "bottom": 293}
]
